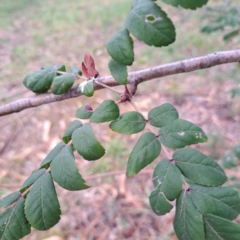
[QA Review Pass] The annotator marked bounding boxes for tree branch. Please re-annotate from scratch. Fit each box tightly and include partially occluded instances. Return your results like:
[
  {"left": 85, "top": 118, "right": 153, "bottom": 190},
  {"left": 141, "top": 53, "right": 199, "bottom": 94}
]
[{"left": 1, "top": 49, "right": 240, "bottom": 116}]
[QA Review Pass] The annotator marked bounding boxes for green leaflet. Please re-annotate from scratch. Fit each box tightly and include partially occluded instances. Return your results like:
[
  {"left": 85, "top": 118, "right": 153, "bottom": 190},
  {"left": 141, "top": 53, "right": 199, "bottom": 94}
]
[
  {"left": 152, "top": 159, "right": 182, "bottom": 201},
  {"left": 148, "top": 103, "right": 179, "bottom": 127},
  {"left": 56, "top": 65, "right": 66, "bottom": 72},
  {"left": 108, "top": 59, "right": 128, "bottom": 85},
  {"left": 20, "top": 169, "right": 46, "bottom": 193},
  {"left": 62, "top": 120, "right": 82, "bottom": 144},
  {"left": 106, "top": 28, "right": 134, "bottom": 66},
  {"left": 90, "top": 100, "right": 119, "bottom": 123},
  {"left": 174, "top": 190, "right": 205, "bottom": 240},
  {"left": 75, "top": 103, "right": 93, "bottom": 119},
  {"left": 204, "top": 214, "right": 240, "bottom": 240},
  {"left": 221, "top": 152, "right": 237, "bottom": 169},
  {"left": 162, "top": 0, "right": 208, "bottom": 10},
  {"left": 125, "top": 1, "right": 176, "bottom": 47},
  {"left": 23, "top": 66, "right": 56, "bottom": 93},
  {"left": 25, "top": 171, "right": 61, "bottom": 230},
  {"left": 234, "top": 145, "right": 240, "bottom": 159},
  {"left": 39, "top": 141, "right": 66, "bottom": 168},
  {"left": 51, "top": 145, "right": 89, "bottom": 190},
  {"left": 0, "top": 191, "right": 20, "bottom": 208},
  {"left": 79, "top": 79, "right": 94, "bottom": 97},
  {"left": 149, "top": 187, "right": 173, "bottom": 216},
  {"left": 109, "top": 111, "right": 146, "bottom": 134},
  {"left": 173, "top": 148, "right": 227, "bottom": 186},
  {"left": 72, "top": 124, "right": 105, "bottom": 160},
  {"left": 126, "top": 132, "right": 161, "bottom": 177},
  {"left": 159, "top": 119, "right": 208, "bottom": 148},
  {"left": 71, "top": 66, "right": 82, "bottom": 75},
  {"left": 0, "top": 197, "right": 31, "bottom": 240},
  {"left": 189, "top": 185, "right": 240, "bottom": 221},
  {"left": 51, "top": 73, "right": 76, "bottom": 95}
]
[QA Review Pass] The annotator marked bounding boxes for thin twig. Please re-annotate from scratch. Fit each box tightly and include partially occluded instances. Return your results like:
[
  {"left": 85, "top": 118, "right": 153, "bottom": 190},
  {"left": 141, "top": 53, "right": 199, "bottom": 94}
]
[
  {"left": 95, "top": 80, "right": 121, "bottom": 94},
  {"left": 1, "top": 49, "right": 240, "bottom": 116},
  {"left": 129, "top": 100, "right": 141, "bottom": 113},
  {"left": 161, "top": 145, "right": 172, "bottom": 159}
]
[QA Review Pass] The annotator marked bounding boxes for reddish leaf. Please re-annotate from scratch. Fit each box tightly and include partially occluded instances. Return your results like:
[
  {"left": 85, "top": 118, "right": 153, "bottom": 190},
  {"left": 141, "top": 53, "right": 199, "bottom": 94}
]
[{"left": 82, "top": 53, "right": 99, "bottom": 78}]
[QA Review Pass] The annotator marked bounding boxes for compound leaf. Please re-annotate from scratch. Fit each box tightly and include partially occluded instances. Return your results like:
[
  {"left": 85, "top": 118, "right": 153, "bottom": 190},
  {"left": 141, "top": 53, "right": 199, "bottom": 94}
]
[
  {"left": 162, "top": 0, "right": 208, "bottom": 10},
  {"left": 148, "top": 103, "right": 179, "bottom": 127},
  {"left": 72, "top": 124, "right": 105, "bottom": 160},
  {"left": 75, "top": 103, "right": 93, "bottom": 119},
  {"left": 39, "top": 142, "right": 66, "bottom": 168},
  {"left": 189, "top": 184, "right": 240, "bottom": 221},
  {"left": 173, "top": 148, "right": 227, "bottom": 186},
  {"left": 159, "top": 119, "right": 208, "bottom": 148},
  {"left": 149, "top": 187, "right": 173, "bottom": 216},
  {"left": 62, "top": 120, "right": 82, "bottom": 144},
  {"left": 152, "top": 159, "right": 182, "bottom": 200},
  {"left": 109, "top": 111, "right": 146, "bottom": 134},
  {"left": 0, "top": 192, "right": 20, "bottom": 209},
  {"left": 174, "top": 190, "right": 205, "bottom": 240},
  {"left": 125, "top": 1, "right": 175, "bottom": 47},
  {"left": 23, "top": 66, "right": 56, "bottom": 93},
  {"left": 51, "top": 145, "right": 89, "bottom": 190},
  {"left": 0, "top": 197, "right": 31, "bottom": 240},
  {"left": 51, "top": 73, "right": 76, "bottom": 95},
  {"left": 25, "top": 171, "right": 61, "bottom": 230},
  {"left": 127, "top": 132, "right": 161, "bottom": 177},
  {"left": 204, "top": 214, "right": 240, "bottom": 240},
  {"left": 106, "top": 28, "right": 134, "bottom": 66},
  {"left": 90, "top": 100, "right": 119, "bottom": 123},
  {"left": 20, "top": 169, "right": 46, "bottom": 193},
  {"left": 108, "top": 59, "right": 128, "bottom": 85}
]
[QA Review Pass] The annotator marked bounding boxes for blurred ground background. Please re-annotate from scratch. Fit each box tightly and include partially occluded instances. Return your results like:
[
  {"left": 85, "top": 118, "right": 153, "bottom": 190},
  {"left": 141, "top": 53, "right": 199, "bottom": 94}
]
[{"left": 0, "top": 0, "right": 240, "bottom": 239}]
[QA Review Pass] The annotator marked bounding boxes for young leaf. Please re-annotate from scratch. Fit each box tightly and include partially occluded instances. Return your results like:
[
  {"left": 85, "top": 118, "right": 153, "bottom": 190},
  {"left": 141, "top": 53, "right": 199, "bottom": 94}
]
[
  {"left": 148, "top": 103, "right": 179, "bottom": 127},
  {"left": 174, "top": 190, "right": 205, "bottom": 240},
  {"left": 125, "top": 1, "right": 176, "bottom": 47},
  {"left": 25, "top": 171, "right": 61, "bottom": 230},
  {"left": 71, "top": 66, "right": 82, "bottom": 75},
  {"left": 75, "top": 103, "right": 93, "bottom": 119},
  {"left": 159, "top": 119, "right": 208, "bottom": 148},
  {"left": 126, "top": 132, "right": 161, "bottom": 177},
  {"left": 82, "top": 53, "right": 99, "bottom": 78},
  {"left": 90, "top": 100, "right": 119, "bottom": 123},
  {"left": 72, "top": 124, "right": 105, "bottom": 160},
  {"left": 79, "top": 79, "right": 94, "bottom": 97},
  {"left": 149, "top": 186, "right": 173, "bottom": 216},
  {"left": 152, "top": 159, "right": 182, "bottom": 200},
  {"left": 109, "top": 111, "right": 146, "bottom": 134},
  {"left": 0, "top": 191, "right": 20, "bottom": 208},
  {"left": 173, "top": 148, "right": 227, "bottom": 186},
  {"left": 62, "top": 120, "right": 82, "bottom": 144},
  {"left": 39, "top": 141, "right": 66, "bottom": 168},
  {"left": 106, "top": 28, "right": 134, "bottom": 66},
  {"left": 162, "top": 0, "right": 208, "bottom": 10},
  {"left": 189, "top": 184, "right": 240, "bottom": 221},
  {"left": 204, "top": 214, "right": 240, "bottom": 240},
  {"left": 108, "top": 59, "right": 128, "bottom": 85},
  {"left": 23, "top": 66, "right": 56, "bottom": 93},
  {"left": 0, "top": 197, "right": 31, "bottom": 240},
  {"left": 51, "top": 73, "right": 76, "bottom": 95},
  {"left": 20, "top": 169, "right": 46, "bottom": 193},
  {"left": 50, "top": 145, "right": 89, "bottom": 190}
]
